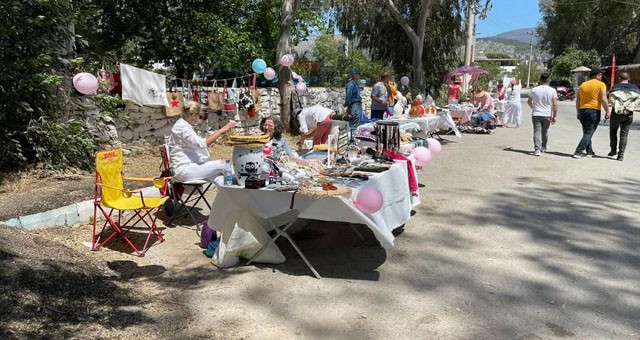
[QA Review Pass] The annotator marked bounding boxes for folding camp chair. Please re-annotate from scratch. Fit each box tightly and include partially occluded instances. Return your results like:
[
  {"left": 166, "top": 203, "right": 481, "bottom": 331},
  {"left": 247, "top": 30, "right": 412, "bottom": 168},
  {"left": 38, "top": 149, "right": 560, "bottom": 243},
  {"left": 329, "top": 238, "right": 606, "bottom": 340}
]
[
  {"left": 159, "top": 143, "right": 212, "bottom": 232},
  {"left": 92, "top": 148, "right": 169, "bottom": 256}
]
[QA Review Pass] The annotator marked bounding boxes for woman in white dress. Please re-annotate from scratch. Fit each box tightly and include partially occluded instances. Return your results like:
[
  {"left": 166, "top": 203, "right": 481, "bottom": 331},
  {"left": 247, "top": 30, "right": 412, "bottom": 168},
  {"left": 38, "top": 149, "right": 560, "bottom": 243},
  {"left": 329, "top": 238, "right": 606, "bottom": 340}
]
[{"left": 503, "top": 79, "right": 523, "bottom": 128}]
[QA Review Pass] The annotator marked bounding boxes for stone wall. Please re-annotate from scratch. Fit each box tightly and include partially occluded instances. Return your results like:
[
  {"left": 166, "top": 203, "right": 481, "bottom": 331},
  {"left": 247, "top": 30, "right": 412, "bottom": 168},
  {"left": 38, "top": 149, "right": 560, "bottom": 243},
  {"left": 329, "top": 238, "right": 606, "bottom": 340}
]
[{"left": 106, "top": 86, "right": 373, "bottom": 145}]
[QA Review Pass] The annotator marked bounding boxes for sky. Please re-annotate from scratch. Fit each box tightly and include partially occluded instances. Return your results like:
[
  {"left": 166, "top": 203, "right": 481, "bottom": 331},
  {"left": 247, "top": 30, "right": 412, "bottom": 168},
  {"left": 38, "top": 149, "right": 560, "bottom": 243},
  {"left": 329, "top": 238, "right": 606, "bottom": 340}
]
[{"left": 476, "top": 0, "right": 542, "bottom": 38}]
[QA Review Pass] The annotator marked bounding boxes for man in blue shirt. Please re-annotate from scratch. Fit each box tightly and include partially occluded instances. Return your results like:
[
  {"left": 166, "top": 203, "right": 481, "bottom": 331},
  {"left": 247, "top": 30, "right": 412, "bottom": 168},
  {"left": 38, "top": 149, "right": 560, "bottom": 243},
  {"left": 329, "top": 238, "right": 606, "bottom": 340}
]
[{"left": 343, "top": 68, "right": 363, "bottom": 140}]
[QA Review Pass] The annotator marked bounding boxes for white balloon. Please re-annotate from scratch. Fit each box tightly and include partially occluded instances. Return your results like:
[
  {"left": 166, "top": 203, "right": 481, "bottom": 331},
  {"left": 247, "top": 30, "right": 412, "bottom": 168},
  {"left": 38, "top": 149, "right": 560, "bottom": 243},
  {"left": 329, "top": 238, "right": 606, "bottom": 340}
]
[
  {"left": 280, "top": 54, "right": 295, "bottom": 67},
  {"left": 264, "top": 67, "right": 276, "bottom": 80},
  {"left": 295, "top": 82, "right": 307, "bottom": 95},
  {"left": 400, "top": 76, "right": 410, "bottom": 86}
]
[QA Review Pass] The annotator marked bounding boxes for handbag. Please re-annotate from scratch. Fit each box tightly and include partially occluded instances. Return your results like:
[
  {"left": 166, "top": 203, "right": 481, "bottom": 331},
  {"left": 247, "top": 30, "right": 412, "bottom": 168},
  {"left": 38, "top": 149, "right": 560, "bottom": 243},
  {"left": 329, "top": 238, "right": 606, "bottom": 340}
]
[
  {"left": 222, "top": 82, "right": 236, "bottom": 112},
  {"left": 208, "top": 81, "right": 223, "bottom": 111},
  {"left": 164, "top": 91, "right": 183, "bottom": 117}
]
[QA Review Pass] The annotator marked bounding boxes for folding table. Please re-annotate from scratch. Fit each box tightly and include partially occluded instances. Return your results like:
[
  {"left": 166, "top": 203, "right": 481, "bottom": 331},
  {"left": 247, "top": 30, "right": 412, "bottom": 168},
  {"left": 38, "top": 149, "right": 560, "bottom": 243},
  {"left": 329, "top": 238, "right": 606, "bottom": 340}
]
[{"left": 207, "top": 160, "right": 420, "bottom": 278}]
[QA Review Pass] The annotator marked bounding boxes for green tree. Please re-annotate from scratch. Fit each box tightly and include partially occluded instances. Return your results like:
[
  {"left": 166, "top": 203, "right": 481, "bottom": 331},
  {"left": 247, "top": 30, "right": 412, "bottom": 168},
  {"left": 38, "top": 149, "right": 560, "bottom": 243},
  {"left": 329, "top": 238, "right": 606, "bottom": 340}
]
[
  {"left": 550, "top": 48, "right": 600, "bottom": 80},
  {"left": 0, "top": 0, "right": 95, "bottom": 171},
  {"left": 539, "top": 0, "right": 640, "bottom": 64},
  {"left": 334, "top": 0, "right": 491, "bottom": 96},
  {"left": 515, "top": 64, "right": 544, "bottom": 87},
  {"left": 485, "top": 53, "right": 512, "bottom": 59},
  {"left": 313, "top": 34, "right": 385, "bottom": 87}
]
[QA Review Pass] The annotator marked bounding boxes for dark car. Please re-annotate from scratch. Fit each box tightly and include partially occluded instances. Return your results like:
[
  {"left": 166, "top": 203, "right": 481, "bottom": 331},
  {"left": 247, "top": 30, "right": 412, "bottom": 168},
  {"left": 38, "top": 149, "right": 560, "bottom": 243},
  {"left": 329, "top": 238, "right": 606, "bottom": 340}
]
[{"left": 549, "top": 80, "right": 572, "bottom": 90}]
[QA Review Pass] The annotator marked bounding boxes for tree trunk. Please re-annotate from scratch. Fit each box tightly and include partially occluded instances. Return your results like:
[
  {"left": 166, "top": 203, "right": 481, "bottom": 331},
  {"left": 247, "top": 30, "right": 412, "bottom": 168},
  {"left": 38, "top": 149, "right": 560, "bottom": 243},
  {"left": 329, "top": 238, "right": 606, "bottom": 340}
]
[
  {"left": 411, "top": 42, "right": 425, "bottom": 92},
  {"left": 381, "top": 0, "right": 433, "bottom": 90},
  {"left": 276, "top": 0, "right": 300, "bottom": 132},
  {"left": 634, "top": 42, "right": 640, "bottom": 64}
]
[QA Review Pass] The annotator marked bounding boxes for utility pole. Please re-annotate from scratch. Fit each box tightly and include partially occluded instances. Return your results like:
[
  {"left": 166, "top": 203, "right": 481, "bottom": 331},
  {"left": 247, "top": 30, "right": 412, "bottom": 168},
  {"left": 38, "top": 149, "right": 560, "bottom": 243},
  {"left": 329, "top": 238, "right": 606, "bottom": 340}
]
[
  {"left": 463, "top": 0, "right": 475, "bottom": 93},
  {"left": 526, "top": 31, "right": 534, "bottom": 88}
]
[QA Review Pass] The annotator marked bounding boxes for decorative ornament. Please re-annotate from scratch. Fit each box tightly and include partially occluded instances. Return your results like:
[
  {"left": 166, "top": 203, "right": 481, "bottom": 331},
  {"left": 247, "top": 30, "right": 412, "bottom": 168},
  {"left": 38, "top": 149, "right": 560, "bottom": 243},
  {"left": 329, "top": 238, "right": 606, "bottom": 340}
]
[
  {"left": 251, "top": 58, "right": 267, "bottom": 74},
  {"left": 295, "top": 82, "right": 307, "bottom": 95},
  {"left": 280, "top": 54, "right": 294, "bottom": 67},
  {"left": 426, "top": 138, "right": 441, "bottom": 156},
  {"left": 353, "top": 187, "right": 384, "bottom": 214},
  {"left": 73, "top": 72, "right": 99, "bottom": 95},
  {"left": 411, "top": 146, "right": 432, "bottom": 166},
  {"left": 264, "top": 67, "right": 276, "bottom": 80}
]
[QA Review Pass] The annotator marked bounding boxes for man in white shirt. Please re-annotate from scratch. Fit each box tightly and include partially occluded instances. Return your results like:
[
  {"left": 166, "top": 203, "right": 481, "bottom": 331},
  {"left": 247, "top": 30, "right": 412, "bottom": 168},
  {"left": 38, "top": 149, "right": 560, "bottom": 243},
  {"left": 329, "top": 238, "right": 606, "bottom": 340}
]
[
  {"left": 527, "top": 73, "right": 558, "bottom": 156},
  {"left": 295, "top": 105, "right": 335, "bottom": 147}
]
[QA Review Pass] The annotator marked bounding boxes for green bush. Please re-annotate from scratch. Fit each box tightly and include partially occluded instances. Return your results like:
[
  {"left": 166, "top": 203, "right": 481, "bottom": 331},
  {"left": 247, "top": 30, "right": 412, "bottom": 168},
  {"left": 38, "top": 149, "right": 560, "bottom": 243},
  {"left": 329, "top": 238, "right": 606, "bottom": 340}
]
[{"left": 0, "top": 0, "right": 98, "bottom": 172}]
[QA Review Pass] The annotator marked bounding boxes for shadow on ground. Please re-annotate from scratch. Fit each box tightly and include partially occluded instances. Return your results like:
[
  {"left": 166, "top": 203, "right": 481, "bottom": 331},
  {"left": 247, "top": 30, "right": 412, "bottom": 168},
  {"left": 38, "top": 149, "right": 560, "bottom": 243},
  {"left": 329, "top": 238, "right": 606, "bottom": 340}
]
[{"left": 404, "top": 176, "right": 640, "bottom": 337}]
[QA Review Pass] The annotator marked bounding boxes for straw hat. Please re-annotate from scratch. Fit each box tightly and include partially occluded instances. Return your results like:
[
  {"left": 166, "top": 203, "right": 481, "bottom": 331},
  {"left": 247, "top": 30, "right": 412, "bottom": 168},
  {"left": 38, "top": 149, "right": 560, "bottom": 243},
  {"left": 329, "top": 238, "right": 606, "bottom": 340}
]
[{"left": 474, "top": 90, "right": 485, "bottom": 97}]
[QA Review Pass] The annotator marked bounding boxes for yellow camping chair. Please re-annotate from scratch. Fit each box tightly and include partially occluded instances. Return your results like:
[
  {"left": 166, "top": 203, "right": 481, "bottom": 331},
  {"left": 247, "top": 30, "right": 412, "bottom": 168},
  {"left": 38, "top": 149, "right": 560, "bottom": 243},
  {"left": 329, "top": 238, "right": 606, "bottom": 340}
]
[{"left": 92, "top": 148, "right": 169, "bottom": 256}]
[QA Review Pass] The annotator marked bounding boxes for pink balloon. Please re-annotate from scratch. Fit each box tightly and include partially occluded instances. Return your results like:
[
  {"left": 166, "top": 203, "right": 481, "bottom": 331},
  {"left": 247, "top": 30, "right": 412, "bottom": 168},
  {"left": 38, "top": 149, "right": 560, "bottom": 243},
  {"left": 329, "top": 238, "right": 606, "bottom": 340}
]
[
  {"left": 295, "top": 82, "right": 307, "bottom": 95},
  {"left": 280, "top": 54, "right": 295, "bottom": 67},
  {"left": 353, "top": 187, "right": 384, "bottom": 214},
  {"left": 264, "top": 67, "right": 276, "bottom": 80},
  {"left": 411, "top": 146, "right": 432, "bottom": 166},
  {"left": 426, "top": 138, "right": 441, "bottom": 156},
  {"left": 73, "top": 72, "right": 98, "bottom": 95}
]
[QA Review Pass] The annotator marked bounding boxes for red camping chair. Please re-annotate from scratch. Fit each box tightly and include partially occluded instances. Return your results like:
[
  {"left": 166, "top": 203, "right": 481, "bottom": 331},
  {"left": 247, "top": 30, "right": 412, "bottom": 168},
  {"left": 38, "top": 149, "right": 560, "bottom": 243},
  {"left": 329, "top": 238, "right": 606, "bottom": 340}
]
[{"left": 92, "top": 148, "right": 170, "bottom": 256}]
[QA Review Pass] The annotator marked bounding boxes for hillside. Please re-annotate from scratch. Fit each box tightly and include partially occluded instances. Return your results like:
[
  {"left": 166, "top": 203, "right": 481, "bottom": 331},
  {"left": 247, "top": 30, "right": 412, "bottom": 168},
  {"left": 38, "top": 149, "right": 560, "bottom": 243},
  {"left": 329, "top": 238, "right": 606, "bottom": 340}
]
[
  {"left": 476, "top": 28, "right": 550, "bottom": 63},
  {"left": 494, "top": 28, "right": 539, "bottom": 44}
]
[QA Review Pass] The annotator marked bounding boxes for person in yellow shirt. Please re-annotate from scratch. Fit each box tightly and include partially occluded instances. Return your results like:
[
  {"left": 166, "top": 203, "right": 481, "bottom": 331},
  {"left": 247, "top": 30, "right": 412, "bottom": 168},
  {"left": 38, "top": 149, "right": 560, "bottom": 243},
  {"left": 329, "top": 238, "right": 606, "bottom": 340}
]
[{"left": 573, "top": 69, "right": 611, "bottom": 158}]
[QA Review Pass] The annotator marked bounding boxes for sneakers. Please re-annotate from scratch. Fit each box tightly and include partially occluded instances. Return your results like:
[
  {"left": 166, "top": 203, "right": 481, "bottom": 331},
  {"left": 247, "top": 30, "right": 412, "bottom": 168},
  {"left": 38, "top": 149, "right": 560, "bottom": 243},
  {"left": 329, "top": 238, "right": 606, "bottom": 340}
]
[
  {"left": 541, "top": 147, "right": 547, "bottom": 153},
  {"left": 533, "top": 150, "right": 541, "bottom": 157},
  {"left": 617, "top": 155, "right": 624, "bottom": 161},
  {"left": 586, "top": 152, "right": 595, "bottom": 158},
  {"left": 608, "top": 150, "right": 617, "bottom": 157},
  {"left": 572, "top": 152, "right": 587, "bottom": 159}
]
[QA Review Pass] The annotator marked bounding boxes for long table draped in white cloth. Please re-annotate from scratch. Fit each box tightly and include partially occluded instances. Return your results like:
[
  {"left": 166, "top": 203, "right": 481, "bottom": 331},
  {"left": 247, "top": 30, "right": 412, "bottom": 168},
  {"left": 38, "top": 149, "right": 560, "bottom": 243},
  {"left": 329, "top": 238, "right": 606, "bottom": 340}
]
[
  {"left": 207, "top": 160, "right": 419, "bottom": 250},
  {"left": 356, "top": 110, "right": 461, "bottom": 141}
]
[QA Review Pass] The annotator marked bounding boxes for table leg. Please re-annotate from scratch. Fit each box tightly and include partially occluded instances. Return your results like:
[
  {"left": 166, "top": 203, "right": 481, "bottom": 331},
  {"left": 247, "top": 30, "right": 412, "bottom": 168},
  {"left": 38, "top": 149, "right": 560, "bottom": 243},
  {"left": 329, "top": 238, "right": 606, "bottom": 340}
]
[{"left": 246, "top": 219, "right": 322, "bottom": 279}]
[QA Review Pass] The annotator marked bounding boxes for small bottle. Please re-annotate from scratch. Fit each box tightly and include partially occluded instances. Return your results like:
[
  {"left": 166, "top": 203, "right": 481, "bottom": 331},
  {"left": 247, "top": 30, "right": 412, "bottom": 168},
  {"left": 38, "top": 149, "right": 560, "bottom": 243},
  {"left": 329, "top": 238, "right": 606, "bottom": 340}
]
[{"left": 224, "top": 160, "right": 233, "bottom": 186}]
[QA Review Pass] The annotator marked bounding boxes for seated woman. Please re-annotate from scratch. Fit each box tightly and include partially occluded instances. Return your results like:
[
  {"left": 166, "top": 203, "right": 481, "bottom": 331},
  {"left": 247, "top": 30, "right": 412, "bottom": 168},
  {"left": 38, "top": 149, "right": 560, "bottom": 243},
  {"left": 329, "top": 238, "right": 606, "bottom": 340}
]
[
  {"left": 259, "top": 115, "right": 298, "bottom": 159},
  {"left": 169, "top": 101, "right": 236, "bottom": 183},
  {"left": 471, "top": 89, "right": 496, "bottom": 128},
  {"left": 292, "top": 104, "right": 336, "bottom": 147}
]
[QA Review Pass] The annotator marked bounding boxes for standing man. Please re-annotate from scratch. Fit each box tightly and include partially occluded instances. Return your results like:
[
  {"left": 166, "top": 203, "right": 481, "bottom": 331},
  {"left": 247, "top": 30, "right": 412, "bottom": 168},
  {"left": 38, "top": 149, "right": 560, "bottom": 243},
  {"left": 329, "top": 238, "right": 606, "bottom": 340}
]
[
  {"left": 608, "top": 72, "right": 640, "bottom": 161},
  {"left": 573, "top": 68, "right": 611, "bottom": 159},
  {"left": 527, "top": 73, "right": 558, "bottom": 156},
  {"left": 371, "top": 72, "right": 389, "bottom": 120},
  {"left": 343, "top": 68, "right": 363, "bottom": 141}
]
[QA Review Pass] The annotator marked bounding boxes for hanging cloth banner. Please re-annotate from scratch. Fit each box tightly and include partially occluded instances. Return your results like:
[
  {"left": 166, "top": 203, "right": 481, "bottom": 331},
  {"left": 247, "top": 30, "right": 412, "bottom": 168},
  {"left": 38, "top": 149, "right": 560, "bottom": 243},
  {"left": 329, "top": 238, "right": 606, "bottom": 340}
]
[
  {"left": 611, "top": 54, "right": 616, "bottom": 88},
  {"left": 120, "top": 63, "right": 168, "bottom": 107}
]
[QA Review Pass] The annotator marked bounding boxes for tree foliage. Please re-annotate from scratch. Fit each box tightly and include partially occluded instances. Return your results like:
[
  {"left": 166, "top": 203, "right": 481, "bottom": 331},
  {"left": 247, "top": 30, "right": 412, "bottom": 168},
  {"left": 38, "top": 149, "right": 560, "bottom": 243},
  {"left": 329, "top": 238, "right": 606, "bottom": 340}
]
[
  {"left": 333, "top": 0, "right": 489, "bottom": 97},
  {"left": 0, "top": 0, "right": 95, "bottom": 171},
  {"left": 550, "top": 48, "right": 600, "bottom": 80},
  {"left": 313, "top": 34, "right": 385, "bottom": 87},
  {"left": 538, "top": 0, "right": 640, "bottom": 64},
  {"left": 2, "top": 0, "right": 324, "bottom": 172}
]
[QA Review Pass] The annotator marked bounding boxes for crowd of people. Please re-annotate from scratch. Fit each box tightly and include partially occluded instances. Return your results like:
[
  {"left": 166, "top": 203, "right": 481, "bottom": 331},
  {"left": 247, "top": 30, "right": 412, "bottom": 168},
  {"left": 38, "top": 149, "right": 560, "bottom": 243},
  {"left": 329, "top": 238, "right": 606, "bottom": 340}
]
[{"left": 166, "top": 68, "right": 639, "bottom": 185}]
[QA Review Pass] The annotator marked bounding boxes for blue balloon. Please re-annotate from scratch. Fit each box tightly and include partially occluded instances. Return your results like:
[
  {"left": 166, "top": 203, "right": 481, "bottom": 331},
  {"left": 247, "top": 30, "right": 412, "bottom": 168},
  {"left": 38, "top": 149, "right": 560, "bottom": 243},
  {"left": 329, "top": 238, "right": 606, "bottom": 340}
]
[{"left": 252, "top": 58, "right": 267, "bottom": 74}]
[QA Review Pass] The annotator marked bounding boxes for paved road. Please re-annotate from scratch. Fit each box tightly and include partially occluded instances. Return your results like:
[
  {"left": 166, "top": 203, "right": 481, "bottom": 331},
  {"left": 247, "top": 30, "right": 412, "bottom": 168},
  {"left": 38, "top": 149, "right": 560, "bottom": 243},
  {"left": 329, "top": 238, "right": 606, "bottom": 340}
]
[
  {"left": 151, "top": 98, "right": 639, "bottom": 339},
  {"left": 407, "top": 98, "right": 640, "bottom": 338}
]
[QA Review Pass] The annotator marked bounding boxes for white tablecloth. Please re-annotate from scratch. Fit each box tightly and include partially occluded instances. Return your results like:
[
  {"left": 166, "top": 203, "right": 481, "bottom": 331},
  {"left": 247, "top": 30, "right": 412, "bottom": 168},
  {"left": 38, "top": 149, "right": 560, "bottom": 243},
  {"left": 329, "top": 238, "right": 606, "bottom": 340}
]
[
  {"left": 356, "top": 111, "right": 461, "bottom": 140},
  {"left": 207, "top": 160, "right": 419, "bottom": 249}
]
